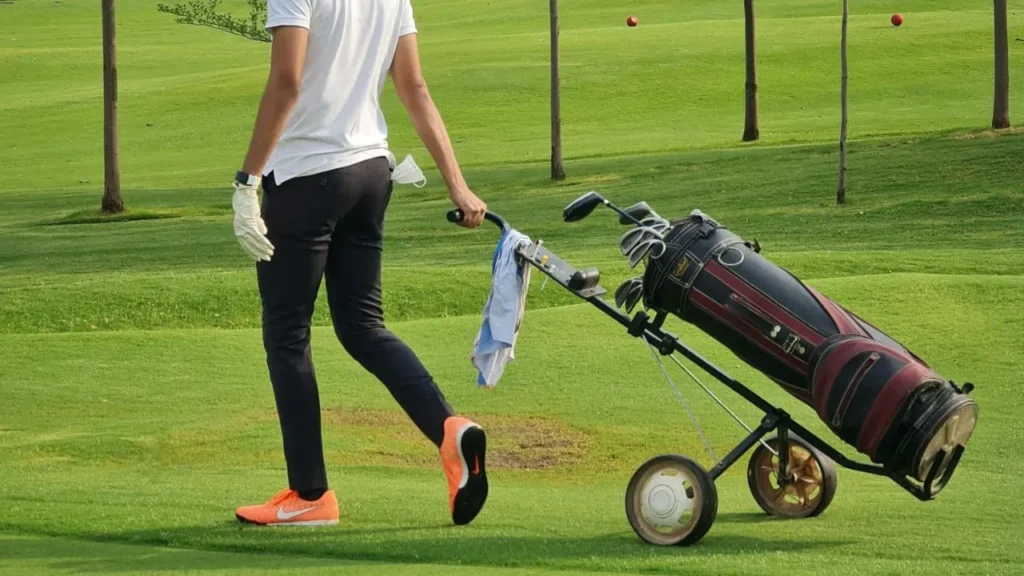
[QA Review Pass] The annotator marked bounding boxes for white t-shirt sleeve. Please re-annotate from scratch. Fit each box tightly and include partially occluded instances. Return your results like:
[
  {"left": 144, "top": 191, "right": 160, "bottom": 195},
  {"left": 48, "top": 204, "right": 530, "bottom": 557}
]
[
  {"left": 400, "top": 0, "right": 418, "bottom": 36},
  {"left": 266, "top": 0, "right": 313, "bottom": 30}
]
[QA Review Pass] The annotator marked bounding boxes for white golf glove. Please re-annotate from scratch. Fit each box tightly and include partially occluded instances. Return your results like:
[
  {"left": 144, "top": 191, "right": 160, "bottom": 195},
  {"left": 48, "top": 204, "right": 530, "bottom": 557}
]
[{"left": 232, "top": 179, "right": 275, "bottom": 262}]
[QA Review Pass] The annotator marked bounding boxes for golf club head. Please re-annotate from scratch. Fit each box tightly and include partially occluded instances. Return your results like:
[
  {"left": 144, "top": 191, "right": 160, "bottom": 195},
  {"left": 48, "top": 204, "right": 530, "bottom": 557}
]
[
  {"left": 624, "top": 282, "right": 644, "bottom": 313},
  {"left": 640, "top": 216, "right": 669, "bottom": 231},
  {"left": 631, "top": 238, "right": 667, "bottom": 268},
  {"left": 615, "top": 279, "right": 633, "bottom": 308},
  {"left": 626, "top": 235, "right": 659, "bottom": 266},
  {"left": 619, "top": 227, "right": 648, "bottom": 256},
  {"left": 562, "top": 191, "right": 605, "bottom": 223},
  {"left": 619, "top": 225, "right": 667, "bottom": 257},
  {"left": 619, "top": 202, "right": 657, "bottom": 225},
  {"left": 614, "top": 278, "right": 643, "bottom": 309},
  {"left": 622, "top": 228, "right": 667, "bottom": 259},
  {"left": 639, "top": 220, "right": 669, "bottom": 241}
]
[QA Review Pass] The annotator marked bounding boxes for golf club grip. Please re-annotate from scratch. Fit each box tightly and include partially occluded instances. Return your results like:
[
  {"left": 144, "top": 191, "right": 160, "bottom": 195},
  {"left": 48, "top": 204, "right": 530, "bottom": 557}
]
[{"left": 446, "top": 209, "right": 464, "bottom": 223}]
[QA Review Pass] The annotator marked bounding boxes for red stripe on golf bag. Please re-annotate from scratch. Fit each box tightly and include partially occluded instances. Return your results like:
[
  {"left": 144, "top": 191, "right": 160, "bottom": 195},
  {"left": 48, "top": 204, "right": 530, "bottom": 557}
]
[
  {"left": 685, "top": 289, "right": 814, "bottom": 403},
  {"left": 806, "top": 285, "right": 869, "bottom": 338},
  {"left": 857, "top": 362, "right": 942, "bottom": 457},
  {"left": 703, "top": 261, "right": 827, "bottom": 347},
  {"left": 834, "top": 351, "right": 880, "bottom": 428},
  {"left": 688, "top": 288, "right": 810, "bottom": 383},
  {"left": 809, "top": 337, "right": 911, "bottom": 421}
]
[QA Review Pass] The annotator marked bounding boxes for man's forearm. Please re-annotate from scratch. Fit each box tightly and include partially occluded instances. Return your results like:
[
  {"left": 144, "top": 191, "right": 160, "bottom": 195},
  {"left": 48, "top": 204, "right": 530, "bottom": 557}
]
[
  {"left": 403, "top": 89, "right": 467, "bottom": 192},
  {"left": 241, "top": 82, "right": 300, "bottom": 176}
]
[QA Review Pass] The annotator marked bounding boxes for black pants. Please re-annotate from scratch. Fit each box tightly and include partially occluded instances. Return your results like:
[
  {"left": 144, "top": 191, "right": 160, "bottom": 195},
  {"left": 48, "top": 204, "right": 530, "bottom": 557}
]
[{"left": 256, "top": 156, "right": 454, "bottom": 494}]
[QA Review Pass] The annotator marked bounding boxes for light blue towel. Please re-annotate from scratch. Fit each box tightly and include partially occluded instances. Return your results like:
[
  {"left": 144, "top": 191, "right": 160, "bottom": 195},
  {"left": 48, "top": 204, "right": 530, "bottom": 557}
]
[{"left": 472, "top": 229, "right": 532, "bottom": 388}]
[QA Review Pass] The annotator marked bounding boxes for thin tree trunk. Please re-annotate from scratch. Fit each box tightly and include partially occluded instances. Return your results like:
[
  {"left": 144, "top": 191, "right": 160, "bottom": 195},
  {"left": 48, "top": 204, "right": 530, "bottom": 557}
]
[
  {"left": 992, "top": 0, "right": 1010, "bottom": 129},
  {"left": 101, "top": 0, "right": 123, "bottom": 213},
  {"left": 549, "top": 0, "right": 565, "bottom": 181},
  {"left": 837, "top": 0, "right": 848, "bottom": 205},
  {"left": 742, "top": 0, "right": 759, "bottom": 142}
]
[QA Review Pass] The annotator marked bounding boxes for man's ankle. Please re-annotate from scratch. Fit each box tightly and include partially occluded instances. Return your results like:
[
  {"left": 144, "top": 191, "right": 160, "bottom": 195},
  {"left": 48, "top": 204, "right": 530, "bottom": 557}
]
[{"left": 298, "top": 488, "right": 327, "bottom": 501}]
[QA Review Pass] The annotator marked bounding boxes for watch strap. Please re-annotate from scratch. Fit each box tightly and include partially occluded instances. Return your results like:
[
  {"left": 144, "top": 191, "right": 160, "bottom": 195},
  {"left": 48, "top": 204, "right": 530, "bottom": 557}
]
[{"left": 235, "top": 171, "right": 259, "bottom": 186}]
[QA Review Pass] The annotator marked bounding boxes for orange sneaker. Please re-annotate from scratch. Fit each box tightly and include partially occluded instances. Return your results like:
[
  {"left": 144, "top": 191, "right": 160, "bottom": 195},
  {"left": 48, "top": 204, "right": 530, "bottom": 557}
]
[
  {"left": 235, "top": 489, "right": 339, "bottom": 527},
  {"left": 440, "top": 416, "right": 488, "bottom": 525}
]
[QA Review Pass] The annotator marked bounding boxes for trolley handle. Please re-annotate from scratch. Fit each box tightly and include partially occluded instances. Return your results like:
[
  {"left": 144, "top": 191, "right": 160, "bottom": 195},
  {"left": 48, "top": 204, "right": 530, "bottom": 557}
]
[{"left": 446, "top": 209, "right": 510, "bottom": 233}]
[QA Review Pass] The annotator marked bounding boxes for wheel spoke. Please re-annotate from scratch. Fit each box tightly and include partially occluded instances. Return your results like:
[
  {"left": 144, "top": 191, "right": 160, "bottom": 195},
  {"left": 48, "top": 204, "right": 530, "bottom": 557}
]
[
  {"left": 798, "top": 475, "right": 819, "bottom": 486},
  {"left": 773, "top": 487, "right": 789, "bottom": 505},
  {"left": 801, "top": 460, "right": 821, "bottom": 482},
  {"left": 797, "top": 481, "right": 813, "bottom": 507},
  {"left": 787, "top": 449, "right": 808, "bottom": 476},
  {"left": 803, "top": 476, "right": 823, "bottom": 506}
]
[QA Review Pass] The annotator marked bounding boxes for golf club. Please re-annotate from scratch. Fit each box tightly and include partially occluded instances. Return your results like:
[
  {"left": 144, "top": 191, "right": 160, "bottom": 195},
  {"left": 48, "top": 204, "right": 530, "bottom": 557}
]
[
  {"left": 562, "top": 191, "right": 648, "bottom": 228},
  {"left": 619, "top": 201, "right": 659, "bottom": 225},
  {"left": 615, "top": 277, "right": 643, "bottom": 308},
  {"left": 624, "top": 281, "right": 644, "bottom": 313},
  {"left": 628, "top": 237, "right": 666, "bottom": 268}
]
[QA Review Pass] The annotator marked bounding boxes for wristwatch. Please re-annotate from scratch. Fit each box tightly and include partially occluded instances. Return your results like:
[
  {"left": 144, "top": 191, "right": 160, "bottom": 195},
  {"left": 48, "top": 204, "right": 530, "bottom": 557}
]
[{"left": 235, "top": 171, "right": 259, "bottom": 187}]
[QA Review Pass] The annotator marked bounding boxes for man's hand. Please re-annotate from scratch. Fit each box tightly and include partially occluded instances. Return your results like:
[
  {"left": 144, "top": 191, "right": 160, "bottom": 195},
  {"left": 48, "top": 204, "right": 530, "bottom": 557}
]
[
  {"left": 233, "top": 180, "right": 275, "bottom": 262},
  {"left": 449, "top": 186, "right": 487, "bottom": 228}
]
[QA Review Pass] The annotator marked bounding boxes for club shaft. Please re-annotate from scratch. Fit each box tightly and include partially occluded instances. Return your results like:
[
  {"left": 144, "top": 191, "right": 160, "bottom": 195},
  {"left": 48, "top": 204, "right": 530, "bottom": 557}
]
[{"left": 602, "top": 199, "right": 646, "bottom": 227}]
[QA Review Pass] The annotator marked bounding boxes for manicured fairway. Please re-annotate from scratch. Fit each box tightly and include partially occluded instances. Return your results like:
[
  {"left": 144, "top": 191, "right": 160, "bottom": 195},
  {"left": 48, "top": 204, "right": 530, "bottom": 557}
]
[{"left": 1, "top": 1, "right": 1022, "bottom": 574}]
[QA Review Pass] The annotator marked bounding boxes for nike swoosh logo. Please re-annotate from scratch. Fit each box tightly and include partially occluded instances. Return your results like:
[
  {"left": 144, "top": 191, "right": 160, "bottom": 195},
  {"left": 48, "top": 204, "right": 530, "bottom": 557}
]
[
  {"left": 277, "top": 505, "right": 317, "bottom": 521},
  {"left": 472, "top": 454, "right": 480, "bottom": 475}
]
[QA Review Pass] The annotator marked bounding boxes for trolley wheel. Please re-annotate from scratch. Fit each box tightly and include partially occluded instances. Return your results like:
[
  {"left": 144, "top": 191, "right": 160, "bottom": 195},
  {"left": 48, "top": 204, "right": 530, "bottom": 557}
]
[
  {"left": 747, "top": 435, "right": 837, "bottom": 518},
  {"left": 625, "top": 454, "right": 718, "bottom": 546}
]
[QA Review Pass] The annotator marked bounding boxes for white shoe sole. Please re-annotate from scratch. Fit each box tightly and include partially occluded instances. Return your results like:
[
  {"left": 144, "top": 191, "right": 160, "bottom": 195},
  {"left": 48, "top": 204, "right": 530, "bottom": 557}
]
[{"left": 268, "top": 519, "right": 339, "bottom": 527}]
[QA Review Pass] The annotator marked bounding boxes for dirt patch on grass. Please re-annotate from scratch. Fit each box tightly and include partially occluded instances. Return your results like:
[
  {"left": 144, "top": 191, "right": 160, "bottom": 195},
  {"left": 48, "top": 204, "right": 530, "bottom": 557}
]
[
  {"left": 952, "top": 126, "right": 1024, "bottom": 140},
  {"left": 323, "top": 407, "right": 589, "bottom": 470}
]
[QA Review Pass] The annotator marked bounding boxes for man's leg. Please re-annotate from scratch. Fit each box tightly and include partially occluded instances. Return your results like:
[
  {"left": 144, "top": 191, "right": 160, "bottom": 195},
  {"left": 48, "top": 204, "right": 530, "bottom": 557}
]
[
  {"left": 323, "top": 157, "right": 487, "bottom": 525},
  {"left": 256, "top": 171, "right": 336, "bottom": 498},
  {"left": 323, "top": 158, "right": 453, "bottom": 446}
]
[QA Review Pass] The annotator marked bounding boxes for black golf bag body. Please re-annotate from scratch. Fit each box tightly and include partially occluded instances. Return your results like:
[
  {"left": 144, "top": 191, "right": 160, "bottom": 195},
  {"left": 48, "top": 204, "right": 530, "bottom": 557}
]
[{"left": 639, "top": 210, "right": 977, "bottom": 482}]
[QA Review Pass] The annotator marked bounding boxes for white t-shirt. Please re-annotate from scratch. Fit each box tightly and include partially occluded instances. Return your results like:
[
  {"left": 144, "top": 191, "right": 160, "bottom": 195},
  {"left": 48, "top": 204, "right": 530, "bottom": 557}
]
[{"left": 263, "top": 0, "right": 417, "bottom": 184}]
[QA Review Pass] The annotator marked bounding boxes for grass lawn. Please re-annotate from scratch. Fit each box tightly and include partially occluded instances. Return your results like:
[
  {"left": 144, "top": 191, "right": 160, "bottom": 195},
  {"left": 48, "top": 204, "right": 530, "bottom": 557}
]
[{"left": 1, "top": 0, "right": 1023, "bottom": 574}]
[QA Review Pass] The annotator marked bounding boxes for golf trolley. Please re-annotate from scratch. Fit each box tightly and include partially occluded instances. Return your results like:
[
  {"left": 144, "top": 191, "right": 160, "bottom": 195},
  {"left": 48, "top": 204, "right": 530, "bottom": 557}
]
[{"left": 448, "top": 191, "right": 975, "bottom": 547}]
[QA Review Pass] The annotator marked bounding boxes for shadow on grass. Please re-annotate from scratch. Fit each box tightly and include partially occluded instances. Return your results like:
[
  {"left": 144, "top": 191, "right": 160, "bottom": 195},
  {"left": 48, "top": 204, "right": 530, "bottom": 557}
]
[
  {"left": 2, "top": 520, "right": 855, "bottom": 574},
  {"left": 714, "top": 512, "right": 772, "bottom": 524},
  {"left": 0, "top": 533, "right": 345, "bottom": 573}
]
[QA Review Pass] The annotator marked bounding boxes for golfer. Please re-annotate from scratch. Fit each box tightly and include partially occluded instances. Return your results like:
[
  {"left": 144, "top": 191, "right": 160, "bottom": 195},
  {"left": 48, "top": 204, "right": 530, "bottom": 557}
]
[{"left": 230, "top": 0, "right": 489, "bottom": 527}]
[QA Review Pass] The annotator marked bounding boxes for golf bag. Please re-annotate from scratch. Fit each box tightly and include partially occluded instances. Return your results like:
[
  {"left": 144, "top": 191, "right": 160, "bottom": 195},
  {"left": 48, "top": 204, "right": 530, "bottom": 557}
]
[{"left": 632, "top": 210, "right": 977, "bottom": 482}]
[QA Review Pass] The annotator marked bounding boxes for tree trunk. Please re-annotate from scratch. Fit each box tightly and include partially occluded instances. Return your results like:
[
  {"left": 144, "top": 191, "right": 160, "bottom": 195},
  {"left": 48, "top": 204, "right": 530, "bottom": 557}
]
[
  {"left": 742, "top": 0, "right": 759, "bottom": 142},
  {"left": 549, "top": 0, "right": 566, "bottom": 180},
  {"left": 992, "top": 0, "right": 1010, "bottom": 129},
  {"left": 837, "top": 0, "right": 849, "bottom": 205},
  {"left": 101, "top": 0, "right": 124, "bottom": 213}
]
